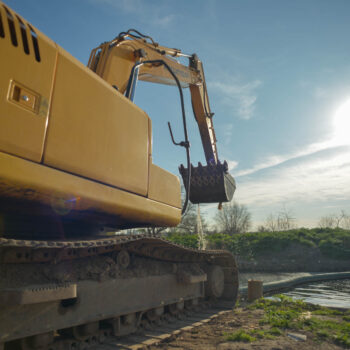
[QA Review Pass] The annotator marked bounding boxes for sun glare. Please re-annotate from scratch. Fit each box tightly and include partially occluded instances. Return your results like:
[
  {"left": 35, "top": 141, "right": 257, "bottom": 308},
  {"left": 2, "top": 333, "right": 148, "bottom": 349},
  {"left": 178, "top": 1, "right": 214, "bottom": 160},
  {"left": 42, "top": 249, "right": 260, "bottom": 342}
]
[{"left": 333, "top": 99, "right": 350, "bottom": 145}]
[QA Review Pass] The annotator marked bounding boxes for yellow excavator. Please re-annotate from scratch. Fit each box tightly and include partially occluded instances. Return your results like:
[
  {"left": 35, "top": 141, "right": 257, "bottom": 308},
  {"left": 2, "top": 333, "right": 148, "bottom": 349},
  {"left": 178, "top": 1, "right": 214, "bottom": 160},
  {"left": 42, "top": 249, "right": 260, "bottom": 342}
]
[{"left": 0, "top": 3, "right": 238, "bottom": 349}]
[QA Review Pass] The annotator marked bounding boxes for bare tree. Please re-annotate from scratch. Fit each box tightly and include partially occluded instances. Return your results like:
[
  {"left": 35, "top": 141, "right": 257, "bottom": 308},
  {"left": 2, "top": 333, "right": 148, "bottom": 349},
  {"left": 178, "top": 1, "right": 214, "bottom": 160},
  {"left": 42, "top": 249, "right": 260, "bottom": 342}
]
[
  {"left": 176, "top": 201, "right": 196, "bottom": 233},
  {"left": 214, "top": 201, "right": 251, "bottom": 235},
  {"left": 257, "top": 225, "right": 267, "bottom": 232},
  {"left": 333, "top": 210, "right": 345, "bottom": 228},
  {"left": 265, "top": 213, "right": 278, "bottom": 232},
  {"left": 166, "top": 186, "right": 208, "bottom": 234},
  {"left": 176, "top": 203, "right": 208, "bottom": 234},
  {"left": 318, "top": 215, "right": 336, "bottom": 228},
  {"left": 319, "top": 210, "right": 350, "bottom": 229},
  {"left": 265, "top": 206, "right": 296, "bottom": 232},
  {"left": 144, "top": 227, "right": 168, "bottom": 235},
  {"left": 342, "top": 214, "right": 350, "bottom": 230},
  {"left": 277, "top": 206, "right": 296, "bottom": 230}
]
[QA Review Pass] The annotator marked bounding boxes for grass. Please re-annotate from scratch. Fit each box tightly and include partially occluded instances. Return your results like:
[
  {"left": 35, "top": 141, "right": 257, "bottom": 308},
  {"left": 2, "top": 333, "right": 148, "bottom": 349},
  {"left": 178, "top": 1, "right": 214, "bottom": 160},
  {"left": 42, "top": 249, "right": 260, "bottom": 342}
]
[
  {"left": 227, "top": 295, "right": 350, "bottom": 348},
  {"left": 224, "top": 330, "right": 256, "bottom": 342}
]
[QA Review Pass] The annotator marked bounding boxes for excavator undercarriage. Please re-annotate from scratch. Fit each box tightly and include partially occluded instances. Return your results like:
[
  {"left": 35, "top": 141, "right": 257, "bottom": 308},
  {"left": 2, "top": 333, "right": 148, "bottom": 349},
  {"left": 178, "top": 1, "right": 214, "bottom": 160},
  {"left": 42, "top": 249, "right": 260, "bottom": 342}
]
[{"left": 0, "top": 235, "right": 238, "bottom": 349}]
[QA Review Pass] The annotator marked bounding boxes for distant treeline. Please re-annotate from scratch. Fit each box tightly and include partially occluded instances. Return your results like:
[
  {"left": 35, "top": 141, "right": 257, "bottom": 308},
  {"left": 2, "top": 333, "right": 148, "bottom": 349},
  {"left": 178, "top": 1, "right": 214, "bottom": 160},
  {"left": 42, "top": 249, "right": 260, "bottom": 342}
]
[{"left": 165, "top": 228, "right": 350, "bottom": 261}]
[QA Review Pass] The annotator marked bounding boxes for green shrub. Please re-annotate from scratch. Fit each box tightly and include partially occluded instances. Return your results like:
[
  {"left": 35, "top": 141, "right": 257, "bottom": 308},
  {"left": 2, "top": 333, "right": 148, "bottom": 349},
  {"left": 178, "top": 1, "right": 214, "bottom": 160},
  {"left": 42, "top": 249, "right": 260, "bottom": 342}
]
[
  {"left": 165, "top": 232, "right": 198, "bottom": 249},
  {"left": 224, "top": 330, "right": 256, "bottom": 342},
  {"left": 165, "top": 228, "right": 350, "bottom": 261}
]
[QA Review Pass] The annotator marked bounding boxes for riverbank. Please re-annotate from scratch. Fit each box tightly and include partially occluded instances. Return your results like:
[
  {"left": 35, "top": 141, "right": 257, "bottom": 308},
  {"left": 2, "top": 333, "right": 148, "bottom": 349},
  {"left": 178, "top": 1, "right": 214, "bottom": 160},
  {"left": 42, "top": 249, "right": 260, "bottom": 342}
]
[
  {"left": 239, "top": 271, "right": 350, "bottom": 296},
  {"left": 150, "top": 296, "right": 350, "bottom": 349},
  {"left": 165, "top": 228, "right": 350, "bottom": 272}
]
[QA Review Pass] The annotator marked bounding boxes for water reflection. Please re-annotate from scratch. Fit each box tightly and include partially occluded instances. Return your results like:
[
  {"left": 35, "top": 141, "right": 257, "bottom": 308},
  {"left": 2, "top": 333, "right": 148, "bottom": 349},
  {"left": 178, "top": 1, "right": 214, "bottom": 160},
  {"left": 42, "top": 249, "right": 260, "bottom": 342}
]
[{"left": 284, "top": 279, "right": 350, "bottom": 309}]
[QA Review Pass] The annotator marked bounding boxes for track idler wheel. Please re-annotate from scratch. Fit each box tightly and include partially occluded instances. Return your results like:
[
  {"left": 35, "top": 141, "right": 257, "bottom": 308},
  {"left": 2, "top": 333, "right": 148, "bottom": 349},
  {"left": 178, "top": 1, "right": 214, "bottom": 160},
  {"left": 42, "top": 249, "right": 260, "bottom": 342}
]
[
  {"left": 168, "top": 300, "right": 184, "bottom": 315},
  {"left": 146, "top": 306, "right": 164, "bottom": 321},
  {"left": 108, "top": 313, "right": 139, "bottom": 337},
  {"left": 117, "top": 249, "right": 130, "bottom": 268},
  {"left": 184, "top": 298, "right": 199, "bottom": 311},
  {"left": 179, "top": 161, "right": 236, "bottom": 204},
  {"left": 59, "top": 322, "right": 99, "bottom": 341}
]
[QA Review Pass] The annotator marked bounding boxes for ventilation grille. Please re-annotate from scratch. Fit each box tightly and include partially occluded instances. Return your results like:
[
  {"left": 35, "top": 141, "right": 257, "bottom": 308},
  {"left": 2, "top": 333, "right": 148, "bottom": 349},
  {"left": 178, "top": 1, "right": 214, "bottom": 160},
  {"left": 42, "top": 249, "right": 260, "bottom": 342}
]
[{"left": 0, "top": 4, "right": 41, "bottom": 62}]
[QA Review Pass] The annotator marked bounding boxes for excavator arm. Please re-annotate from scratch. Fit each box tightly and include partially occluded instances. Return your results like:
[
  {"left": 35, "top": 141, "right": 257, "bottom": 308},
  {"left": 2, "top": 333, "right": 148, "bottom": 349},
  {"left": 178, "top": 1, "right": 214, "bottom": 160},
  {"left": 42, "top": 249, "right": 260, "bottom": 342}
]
[{"left": 88, "top": 30, "right": 235, "bottom": 204}]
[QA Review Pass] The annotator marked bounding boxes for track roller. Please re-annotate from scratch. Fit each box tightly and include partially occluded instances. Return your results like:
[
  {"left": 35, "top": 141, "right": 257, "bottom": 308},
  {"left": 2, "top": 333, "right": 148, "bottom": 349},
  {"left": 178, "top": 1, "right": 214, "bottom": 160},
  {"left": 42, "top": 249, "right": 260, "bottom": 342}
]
[
  {"left": 168, "top": 300, "right": 184, "bottom": 315},
  {"left": 146, "top": 306, "right": 164, "bottom": 321}
]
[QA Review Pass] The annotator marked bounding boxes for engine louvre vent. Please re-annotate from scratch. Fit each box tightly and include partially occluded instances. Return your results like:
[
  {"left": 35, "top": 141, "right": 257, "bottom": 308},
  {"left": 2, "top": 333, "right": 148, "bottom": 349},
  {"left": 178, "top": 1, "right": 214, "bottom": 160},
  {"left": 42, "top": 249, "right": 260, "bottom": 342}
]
[
  {"left": 28, "top": 24, "right": 41, "bottom": 62},
  {"left": 0, "top": 4, "right": 41, "bottom": 62},
  {"left": 3, "top": 5, "right": 18, "bottom": 47},
  {"left": 0, "top": 6, "right": 4, "bottom": 38},
  {"left": 16, "top": 15, "right": 29, "bottom": 55}
]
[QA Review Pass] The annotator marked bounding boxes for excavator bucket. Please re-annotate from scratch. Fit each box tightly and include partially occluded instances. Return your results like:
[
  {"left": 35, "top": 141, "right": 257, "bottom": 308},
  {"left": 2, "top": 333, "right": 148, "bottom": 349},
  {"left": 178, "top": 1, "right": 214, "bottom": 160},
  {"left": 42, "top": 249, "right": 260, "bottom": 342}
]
[{"left": 179, "top": 161, "right": 236, "bottom": 204}]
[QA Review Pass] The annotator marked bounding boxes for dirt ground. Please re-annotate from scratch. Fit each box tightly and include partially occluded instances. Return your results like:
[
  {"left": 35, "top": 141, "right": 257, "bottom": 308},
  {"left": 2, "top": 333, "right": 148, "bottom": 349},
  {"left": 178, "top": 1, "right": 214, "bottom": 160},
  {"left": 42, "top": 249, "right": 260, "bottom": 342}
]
[{"left": 149, "top": 306, "right": 345, "bottom": 350}]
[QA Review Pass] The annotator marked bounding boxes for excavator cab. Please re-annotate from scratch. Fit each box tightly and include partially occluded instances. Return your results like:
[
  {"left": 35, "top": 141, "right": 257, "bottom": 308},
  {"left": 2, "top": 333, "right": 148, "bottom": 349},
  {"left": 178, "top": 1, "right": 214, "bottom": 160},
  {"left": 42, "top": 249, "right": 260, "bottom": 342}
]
[{"left": 179, "top": 161, "right": 236, "bottom": 204}]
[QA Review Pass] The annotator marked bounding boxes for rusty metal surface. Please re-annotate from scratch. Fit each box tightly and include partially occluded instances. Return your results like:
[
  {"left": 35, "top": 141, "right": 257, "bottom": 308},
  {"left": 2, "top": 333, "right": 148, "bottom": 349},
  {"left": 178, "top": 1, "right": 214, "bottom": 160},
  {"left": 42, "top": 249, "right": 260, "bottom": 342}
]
[{"left": 0, "top": 283, "right": 76, "bottom": 305}]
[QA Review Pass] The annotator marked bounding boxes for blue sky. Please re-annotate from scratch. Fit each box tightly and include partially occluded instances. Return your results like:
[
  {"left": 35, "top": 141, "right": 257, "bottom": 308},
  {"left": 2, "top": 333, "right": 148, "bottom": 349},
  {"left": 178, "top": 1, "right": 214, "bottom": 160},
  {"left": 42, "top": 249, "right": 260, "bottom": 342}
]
[{"left": 6, "top": 0, "right": 350, "bottom": 228}]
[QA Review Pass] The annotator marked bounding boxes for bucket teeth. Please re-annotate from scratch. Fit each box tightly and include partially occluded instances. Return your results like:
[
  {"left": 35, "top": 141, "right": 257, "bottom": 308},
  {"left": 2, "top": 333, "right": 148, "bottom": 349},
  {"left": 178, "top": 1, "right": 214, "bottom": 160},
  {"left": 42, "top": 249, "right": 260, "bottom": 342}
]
[{"left": 179, "top": 160, "right": 236, "bottom": 204}]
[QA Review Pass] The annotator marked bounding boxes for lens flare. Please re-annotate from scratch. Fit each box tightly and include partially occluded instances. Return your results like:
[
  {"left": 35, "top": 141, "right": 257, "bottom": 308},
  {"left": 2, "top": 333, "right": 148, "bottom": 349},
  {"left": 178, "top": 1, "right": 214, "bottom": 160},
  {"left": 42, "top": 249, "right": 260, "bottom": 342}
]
[{"left": 333, "top": 99, "right": 350, "bottom": 145}]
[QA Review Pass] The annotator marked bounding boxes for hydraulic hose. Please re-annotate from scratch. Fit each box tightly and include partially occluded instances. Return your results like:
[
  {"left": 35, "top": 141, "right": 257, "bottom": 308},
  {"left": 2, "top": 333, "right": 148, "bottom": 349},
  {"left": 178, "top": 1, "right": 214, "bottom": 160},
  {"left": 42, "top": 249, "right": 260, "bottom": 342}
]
[{"left": 126, "top": 60, "right": 191, "bottom": 215}]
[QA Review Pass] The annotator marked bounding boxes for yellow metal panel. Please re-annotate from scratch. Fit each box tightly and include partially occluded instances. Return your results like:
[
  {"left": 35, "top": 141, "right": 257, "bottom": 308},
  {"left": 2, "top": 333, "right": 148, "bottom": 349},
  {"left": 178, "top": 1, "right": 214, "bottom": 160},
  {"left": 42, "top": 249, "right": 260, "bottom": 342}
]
[
  {"left": 101, "top": 45, "right": 136, "bottom": 93},
  {"left": 0, "top": 151, "right": 181, "bottom": 228},
  {"left": 44, "top": 48, "right": 150, "bottom": 196},
  {"left": 148, "top": 164, "right": 181, "bottom": 209},
  {"left": 0, "top": 3, "right": 57, "bottom": 162},
  {"left": 90, "top": 40, "right": 199, "bottom": 94}
]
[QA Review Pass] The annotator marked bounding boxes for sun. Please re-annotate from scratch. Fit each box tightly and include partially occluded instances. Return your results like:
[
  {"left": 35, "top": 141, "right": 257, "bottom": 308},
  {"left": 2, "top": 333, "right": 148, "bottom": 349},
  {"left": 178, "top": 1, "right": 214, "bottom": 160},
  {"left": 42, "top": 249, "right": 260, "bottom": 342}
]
[{"left": 333, "top": 99, "right": 350, "bottom": 145}]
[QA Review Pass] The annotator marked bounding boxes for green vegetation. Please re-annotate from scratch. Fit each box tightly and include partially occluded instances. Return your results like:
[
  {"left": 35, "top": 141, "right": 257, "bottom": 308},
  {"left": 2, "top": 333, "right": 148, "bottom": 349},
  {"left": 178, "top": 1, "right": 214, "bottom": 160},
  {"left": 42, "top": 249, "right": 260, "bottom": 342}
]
[
  {"left": 165, "top": 228, "right": 350, "bottom": 260},
  {"left": 231, "top": 295, "right": 350, "bottom": 348},
  {"left": 164, "top": 232, "right": 199, "bottom": 249},
  {"left": 224, "top": 327, "right": 283, "bottom": 342},
  {"left": 224, "top": 330, "right": 256, "bottom": 342}
]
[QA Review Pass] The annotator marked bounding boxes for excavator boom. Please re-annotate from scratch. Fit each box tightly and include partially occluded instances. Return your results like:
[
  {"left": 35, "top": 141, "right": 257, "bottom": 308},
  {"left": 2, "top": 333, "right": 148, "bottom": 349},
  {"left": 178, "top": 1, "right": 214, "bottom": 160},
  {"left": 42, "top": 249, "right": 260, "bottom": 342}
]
[{"left": 88, "top": 30, "right": 236, "bottom": 204}]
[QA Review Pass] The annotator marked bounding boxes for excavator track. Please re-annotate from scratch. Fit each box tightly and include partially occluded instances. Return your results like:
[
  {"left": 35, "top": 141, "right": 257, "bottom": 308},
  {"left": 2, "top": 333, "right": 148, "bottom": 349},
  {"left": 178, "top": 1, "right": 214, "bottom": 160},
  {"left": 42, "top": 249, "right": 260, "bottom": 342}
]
[
  {"left": 0, "top": 235, "right": 238, "bottom": 350},
  {"left": 94, "top": 306, "right": 233, "bottom": 350}
]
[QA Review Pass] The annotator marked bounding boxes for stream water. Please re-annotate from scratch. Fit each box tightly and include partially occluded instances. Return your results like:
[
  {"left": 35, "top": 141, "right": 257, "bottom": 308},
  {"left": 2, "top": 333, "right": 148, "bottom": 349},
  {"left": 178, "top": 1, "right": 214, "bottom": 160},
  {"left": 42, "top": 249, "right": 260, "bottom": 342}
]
[{"left": 283, "top": 279, "right": 350, "bottom": 309}]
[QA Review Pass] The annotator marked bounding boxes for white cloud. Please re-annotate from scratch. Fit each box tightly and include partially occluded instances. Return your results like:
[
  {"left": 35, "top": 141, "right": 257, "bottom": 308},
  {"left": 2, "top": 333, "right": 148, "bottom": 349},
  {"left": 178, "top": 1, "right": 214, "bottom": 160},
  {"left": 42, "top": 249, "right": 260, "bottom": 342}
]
[
  {"left": 222, "top": 123, "right": 234, "bottom": 145},
  {"left": 209, "top": 79, "right": 261, "bottom": 120},
  {"left": 313, "top": 86, "right": 327, "bottom": 99},
  {"left": 201, "top": 146, "right": 350, "bottom": 228},
  {"left": 234, "top": 138, "right": 345, "bottom": 177},
  {"left": 227, "top": 160, "right": 239, "bottom": 171},
  {"left": 153, "top": 14, "right": 175, "bottom": 26},
  {"left": 298, "top": 80, "right": 329, "bottom": 100},
  {"left": 235, "top": 146, "right": 350, "bottom": 208}
]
